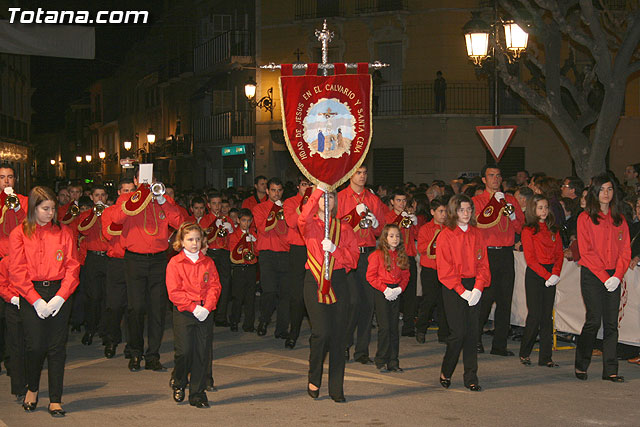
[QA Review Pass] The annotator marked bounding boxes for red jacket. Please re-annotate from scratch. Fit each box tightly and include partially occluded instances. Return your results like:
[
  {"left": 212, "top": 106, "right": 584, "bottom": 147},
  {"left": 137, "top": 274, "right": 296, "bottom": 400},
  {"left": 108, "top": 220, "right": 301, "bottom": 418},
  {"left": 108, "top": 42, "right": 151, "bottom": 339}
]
[
  {"left": 252, "top": 199, "right": 289, "bottom": 252},
  {"left": 0, "top": 256, "right": 16, "bottom": 302},
  {"left": 366, "top": 249, "right": 410, "bottom": 293},
  {"left": 436, "top": 225, "right": 490, "bottom": 295},
  {"left": 100, "top": 204, "right": 125, "bottom": 258},
  {"left": 228, "top": 227, "right": 259, "bottom": 265},
  {"left": 472, "top": 191, "right": 524, "bottom": 247},
  {"left": 577, "top": 211, "right": 630, "bottom": 282},
  {"left": 111, "top": 192, "right": 185, "bottom": 254},
  {"left": 337, "top": 185, "right": 387, "bottom": 248},
  {"left": 384, "top": 209, "right": 418, "bottom": 256},
  {"left": 521, "top": 223, "right": 563, "bottom": 280},
  {"left": 9, "top": 223, "right": 80, "bottom": 304},
  {"left": 77, "top": 209, "right": 109, "bottom": 252},
  {"left": 417, "top": 220, "right": 445, "bottom": 269},
  {"left": 299, "top": 189, "right": 359, "bottom": 273},
  {"left": 241, "top": 193, "right": 268, "bottom": 210},
  {"left": 283, "top": 193, "right": 305, "bottom": 246},
  {"left": 200, "top": 213, "right": 234, "bottom": 250},
  {"left": 0, "top": 193, "right": 28, "bottom": 258},
  {"left": 166, "top": 250, "right": 222, "bottom": 313}
]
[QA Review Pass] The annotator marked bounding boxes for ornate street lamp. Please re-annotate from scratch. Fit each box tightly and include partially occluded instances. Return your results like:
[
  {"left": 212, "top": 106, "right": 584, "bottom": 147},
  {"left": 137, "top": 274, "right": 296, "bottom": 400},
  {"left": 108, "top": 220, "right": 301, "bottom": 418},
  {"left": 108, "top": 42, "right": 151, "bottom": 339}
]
[
  {"left": 76, "top": 155, "right": 82, "bottom": 163},
  {"left": 98, "top": 149, "right": 106, "bottom": 159},
  {"left": 503, "top": 21, "right": 528, "bottom": 59},
  {"left": 85, "top": 154, "right": 92, "bottom": 162},
  {"left": 244, "top": 77, "right": 257, "bottom": 100},
  {"left": 244, "top": 77, "right": 274, "bottom": 119},
  {"left": 123, "top": 140, "right": 132, "bottom": 151},
  {"left": 146, "top": 128, "right": 156, "bottom": 145},
  {"left": 463, "top": 12, "right": 490, "bottom": 66}
]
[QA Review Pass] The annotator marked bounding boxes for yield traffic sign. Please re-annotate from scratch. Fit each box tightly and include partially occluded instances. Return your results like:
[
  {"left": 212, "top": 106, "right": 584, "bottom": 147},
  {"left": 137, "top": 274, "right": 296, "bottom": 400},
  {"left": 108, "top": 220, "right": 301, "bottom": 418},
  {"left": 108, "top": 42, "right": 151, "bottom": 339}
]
[{"left": 476, "top": 125, "right": 517, "bottom": 162}]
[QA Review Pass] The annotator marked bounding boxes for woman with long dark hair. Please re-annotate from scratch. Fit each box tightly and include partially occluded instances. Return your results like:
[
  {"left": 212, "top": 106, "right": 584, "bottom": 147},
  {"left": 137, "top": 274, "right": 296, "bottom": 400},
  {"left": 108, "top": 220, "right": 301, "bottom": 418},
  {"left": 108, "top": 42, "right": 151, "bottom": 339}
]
[
  {"left": 574, "top": 174, "right": 630, "bottom": 382},
  {"left": 9, "top": 186, "right": 80, "bottom": 416}
]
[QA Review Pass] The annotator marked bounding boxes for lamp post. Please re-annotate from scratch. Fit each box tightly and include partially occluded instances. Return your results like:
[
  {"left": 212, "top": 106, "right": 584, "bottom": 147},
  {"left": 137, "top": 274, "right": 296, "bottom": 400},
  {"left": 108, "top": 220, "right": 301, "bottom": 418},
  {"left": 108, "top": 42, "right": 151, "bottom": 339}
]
[{"left": 244, "top": 77, "right": 275, "bottom": 120}]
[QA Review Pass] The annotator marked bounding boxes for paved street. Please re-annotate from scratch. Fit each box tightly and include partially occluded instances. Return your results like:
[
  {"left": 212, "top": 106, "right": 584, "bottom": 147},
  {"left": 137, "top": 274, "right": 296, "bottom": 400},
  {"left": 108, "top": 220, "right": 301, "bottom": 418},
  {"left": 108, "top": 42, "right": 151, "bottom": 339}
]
[{"left": 0, "top": 320, "right": 639, "bottom": 426}]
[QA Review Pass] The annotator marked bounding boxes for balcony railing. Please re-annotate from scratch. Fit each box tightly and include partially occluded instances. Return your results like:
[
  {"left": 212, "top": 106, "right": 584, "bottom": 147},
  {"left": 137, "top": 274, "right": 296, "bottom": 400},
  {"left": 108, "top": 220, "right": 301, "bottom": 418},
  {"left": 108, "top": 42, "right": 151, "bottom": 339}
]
[
  {"left": 194, "top": 30, "right": 253, "bottom": 74},
  {"left": 355, "top": 0, "right": 407, "bottom": 14},
  {"left": 373, "top": 81, "right": 524, "bottom": 116},
  {"left": 295, "top": 0, "right": 344, "bottom": 20},
  {"left": 192, "top": 111, "right": 255, "bottom": 144}
]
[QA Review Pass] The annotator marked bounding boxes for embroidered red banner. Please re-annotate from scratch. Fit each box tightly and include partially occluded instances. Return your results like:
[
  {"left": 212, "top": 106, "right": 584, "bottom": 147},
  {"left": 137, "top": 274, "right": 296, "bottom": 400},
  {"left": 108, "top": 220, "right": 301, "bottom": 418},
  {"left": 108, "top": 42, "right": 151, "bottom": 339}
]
[{"left": 279, "top": 64, "right": 372, "bottom": 190}]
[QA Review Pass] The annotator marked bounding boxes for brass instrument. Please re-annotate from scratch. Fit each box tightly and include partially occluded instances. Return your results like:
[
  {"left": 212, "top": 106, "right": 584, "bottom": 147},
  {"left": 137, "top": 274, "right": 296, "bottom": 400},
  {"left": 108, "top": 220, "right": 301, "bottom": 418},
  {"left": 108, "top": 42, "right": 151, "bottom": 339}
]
[
  {"left": 93, "top": 203, "right": 105, "bottom": 217},
  {"left": 5, "top": 193, "right": 19, "bottom": 210},
  {"left": 243, "top": 250, "right": 256, "bottom": 261},
  {"left": 276, "top": 209, "right": 285, "bottom": 221},
  {"left": 501, "top": 199, "right": 515, "bottom": 216},
  {"left": 151, "top": 182, "right": 166, "bottom": 197},
  {"left": 359, "top": 207, "right": 372, "bottom": 229},
  {"left": 217, "top": 226, "right": 228, "bottom": 238},
  {"left": 399, "top": 214, "right": 413, "bottom": 229},
  {"left": 70, "top": 204, "right": 80, "bottom": 216}
]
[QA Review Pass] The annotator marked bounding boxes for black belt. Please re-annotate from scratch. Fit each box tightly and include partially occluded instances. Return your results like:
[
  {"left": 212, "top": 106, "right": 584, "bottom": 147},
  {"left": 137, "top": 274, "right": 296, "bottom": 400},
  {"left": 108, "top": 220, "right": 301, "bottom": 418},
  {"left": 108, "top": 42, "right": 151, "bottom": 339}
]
[
  {"left": 32, "top": 280, "right": 62, "bottom": 287},
  {"left": 125, "top": 249, "right": 166, "bottom": 257},
  {"left": 232, "top": 263, "right": 255, "bottom": 268},
  {"left": 487, "top": 246, "right": 514, "bottom": 250},
  {"left": 88, "top": 250, "right": 108, "bottom": 257},
  {"left": 359, "top": 246, "right": 375, "bottom": 254}
]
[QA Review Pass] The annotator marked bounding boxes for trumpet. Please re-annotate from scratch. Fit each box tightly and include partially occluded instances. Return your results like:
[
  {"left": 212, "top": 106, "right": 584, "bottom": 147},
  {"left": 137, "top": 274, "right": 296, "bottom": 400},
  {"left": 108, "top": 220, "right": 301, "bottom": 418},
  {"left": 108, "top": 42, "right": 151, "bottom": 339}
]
[
  {"left": 243, "top": 250, "right": 256, "bottom": 261},
  {"left": 5, "top": 193, "right": 19, "bottom": 210},
  {"left": 151, "top": 182, "right": 166, "bottom": 197},
  {"left": 359, "top": 207, "right": 372, "bottom": 229},
  {"left": 276, "top": 209, "right": 285, "bottom": 221},
  {"left": 399, "top": 215, "right": 413, "bottom": 229},
  {"left": 70, "top": 204, "right": 80, "bottom": 217},
  {"left": 501, "top": 199, "right": 515, "bottom": 217},
  {"left": 217, "top": 226, "right": 228, "bottom": 238},
  {"left": 93, "top": 203, "right": 105, "bottom": 217}
]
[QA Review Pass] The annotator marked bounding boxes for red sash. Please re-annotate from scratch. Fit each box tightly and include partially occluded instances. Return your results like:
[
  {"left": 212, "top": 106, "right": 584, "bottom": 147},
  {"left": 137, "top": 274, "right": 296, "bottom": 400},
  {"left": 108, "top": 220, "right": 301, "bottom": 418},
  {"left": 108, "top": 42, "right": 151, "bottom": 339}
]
[
  {"left": 341, "top": 206, "right": 363, "bottom": 232},
  {"left": 107, "top": 222, "right": 123, "bottom": 236},
  {"left": 306, "top": 218, "right": 341, "bottom": 304},
  {"left": 477, "top": 195, "right": 506, "bottom": 229},
  {"left": 265, "top": 203, "right": 285, "bottom": 232},
  {"left": 122, "top": 184, "right": 153, "bottom": 216},
  {"left": 60, "top": 203, "right": 77, "bottom": 225},
  {"left": 230, "top": 233, "right": 256, "bottom": 265},
  {"left": 296, "top": 187, "right": 313, "bottom": 215},
  {"left": 78, "top": 210, "right": 98, "bottom": 232}
]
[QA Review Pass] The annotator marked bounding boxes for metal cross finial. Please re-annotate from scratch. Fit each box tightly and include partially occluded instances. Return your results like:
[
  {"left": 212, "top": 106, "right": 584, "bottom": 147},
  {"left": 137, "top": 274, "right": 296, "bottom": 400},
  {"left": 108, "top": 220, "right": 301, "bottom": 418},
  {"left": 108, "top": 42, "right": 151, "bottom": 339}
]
[{"left": 315, "top": 19, "right": 334, "bottom": 75}]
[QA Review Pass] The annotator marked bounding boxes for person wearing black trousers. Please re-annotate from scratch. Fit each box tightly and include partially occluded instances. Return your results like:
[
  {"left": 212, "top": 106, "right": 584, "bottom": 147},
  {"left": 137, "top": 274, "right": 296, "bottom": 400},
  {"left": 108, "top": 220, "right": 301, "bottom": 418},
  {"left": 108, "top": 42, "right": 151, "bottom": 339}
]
[
  {"left": 519, "top": 195, "right": 564, "bottom": 367},
  {"left": 436, "top": 194, "right": 490, "bottom": 392},
  {"left": 228, "top": 209, "right": 258, "bottom": 332},
  {"left": 0, "top": 256, "right": 26, "bottom": 401},
  {"left": 575, "top": 174, "right": 630, "bottom": 382},
  {"left": 299, "top": 187, "right": 359, "bottom": 402}
]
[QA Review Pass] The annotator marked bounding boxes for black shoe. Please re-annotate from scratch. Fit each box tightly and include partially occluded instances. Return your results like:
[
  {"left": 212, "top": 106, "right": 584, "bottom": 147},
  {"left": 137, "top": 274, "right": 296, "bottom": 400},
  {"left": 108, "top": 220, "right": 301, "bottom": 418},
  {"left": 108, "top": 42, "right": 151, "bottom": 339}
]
[
  {"left": 440, "top": 376, "right": 451, "bottom": 389},
  {"left": 284, "top": 339, "right": 296, "bottom": 349},
  {"left": 81, "top": 331, "right": 94, "bottom": 346},
  {"left": 331, "top": 395, "right": 346, "bottom": 403},
  {"left": 520, "top": 357, "right": 531, "bottom": 366},
  {"left": 104, "top": 343, "right": 117, "bottom": 359},
  {"left": 128, "top": 355, "right": 142, "bottom": 372},
  {"left": 575, "top": 370, "right": 588, "bottom": 381},
  {"left": 22, "top": 395, "right": 38, "bottom": 412},
  {"left": 490, "top": 349, "right": 515, "bottom": 356},
  {"left": 344, "top": 348, "right": 350, "bottom": 361},
  {"left": 206, "top": 385, "right": 218, "bottom": 392},
  {"left": 465, "top": 384, "right": 482, "bottom": 392},
  {"left": 230, "top": 323, "right": 238, "bottom": 332},
  {"left": 215, "top": 320, "right": 230, "bottom": 327},
  {"left": 190, "top": 399, "right": 210, "bottom": 408},
  {"left": 376, "top": 364, "right": 386, "bottom": 371},
  {"left": 307, "top": 385, "right": 319, "bottom": 399},
  {"left": 477, "top": 343, "right": 485, "bottom": 354},
  {"left": 173, "top": 387, "right": 185, "bottom": 402},
  {"left": 355, "top": 355, "right": 374, "bottom": 365},
  {"left": 602, "top": 375, "right": 624, "bottom": 382},
  {"left": 145, "top": 359, "right": 165, "bottom": 371},
  {"left": 48, "top": 405, "right": 66, "bottom": 417},
  {"left": 416, "top": 332, "right": 426, "bottom": 344},
  {"left": 542, "top": 361, "right": 559, "bottom": 368},
  {"left": 401, "top": 330, "right": 415, "bottom": 337},
  {"left": 256, "top": 322, "right": 267, "bottom": 336},
  {"left": 387, "top": 366, "right": 403, "bottom": 373},
  {"left": 242, "top": 325, "right": 255, "bottom": 333}
]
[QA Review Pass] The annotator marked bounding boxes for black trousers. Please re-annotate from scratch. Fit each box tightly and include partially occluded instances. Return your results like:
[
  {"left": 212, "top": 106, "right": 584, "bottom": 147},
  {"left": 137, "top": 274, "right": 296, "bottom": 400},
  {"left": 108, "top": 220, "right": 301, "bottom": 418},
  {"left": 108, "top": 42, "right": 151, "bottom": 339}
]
[
  {"left": 304, "top": 269, "right": 349, "bottom": 398},
  {"left": 478, "top": 247, "right": 514, "bottom": 351},
  {"left": 287, "top": 245, "right": 308, "bottom": 340},
  {"left": 104, "top": 257, "right": 128, "bottom": 345},
  {"left": 5, "top": 303, "right": 26, "bottom": 396},
  {"left": 20, "top": 282, "right": 71, "bottom": 403},
  {"left": 258, "top": 250, "right": 290, "bottom": 335},
  {"left": 374, "top": 286, "right": 400, "bottom": 369},
  {"left": 207, "top": 249, "right": 230, "bottom": 323},
  {"left": 230, "top": 264, "right": 257, "bottom": 328},
  {"left": 575, "top": 267, "right": 620, "bottom": 377},
  {"left": 441, "top": 278, "right": 479, "bottom": 387},
  {"left": 415, "top": 267, "right": 450, "bottom": 340},
  {"left": 84, "top": 252, "right": 108, "bottom": 335},
  {"left": 346, "top": 248, "right": 375, "bottom": 360},
  {"left": 124, "top": 250, "right": 168, "bottom": 360},
  {"left": 400, "top": 258, "right": 418, "bottom": 334},
  {"left": 519, "top": 265, "right": 556, "bottom": 364},
  {"left": 173, "top": 307, "right": 213, "bottom": 401}
]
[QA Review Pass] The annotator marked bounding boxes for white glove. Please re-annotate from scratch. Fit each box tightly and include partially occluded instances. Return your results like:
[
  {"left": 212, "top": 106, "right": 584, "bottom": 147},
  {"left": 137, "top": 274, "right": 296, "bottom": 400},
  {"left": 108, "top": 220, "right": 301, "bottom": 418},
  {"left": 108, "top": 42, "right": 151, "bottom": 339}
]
[
  {"left": 494, "top": 192, "right": 505, "bottom": 202},
  {"left": 604, "top": 276, "right": 620, "bottom": 292},
  {"left": 10, "top": 296, "right": 19, "bottom": 308},
  {"left": 155, "top": 195, "right": 167, "bottom": 205},
  {"left": 274, "top": 200, "right": 283, "bottom": 207},
  {"left": 48, "top": 295, "right": 65, "bottom": 317},
  {"left": 392, "top": 287, "right": 403, "bottom": 298},
  {"left": 545, "top": 274, "right": 560, "bottom": 287},
  {"left": 33, "top": 298, "right": 52, "bottom": 319},
  {"left": 460, "top": 290, "right": 473, "bottom": 303},
  {"left": 246, "top": 233, "right": 257, "bottom": 242},
  {"left": 215, "top": 218, "right": 223, "bottom": 227},
  {"left": 409, "top": 213, "right": 418, "bottom": 225},
  {"left": 223, "top": 222, "right": 234, "bottom": 233},
  {"left": 366, "top": 212, "right": 379, "bottom": 228},
  {"left": 192, "top": 305, "right": 209, "bottom": 322},
  {"left": 507, "top": 204, "right": 516, "bottom": 221},
  {"left": 321, "top": 238, "right": 337, "bottom": 253},
  {"left": 356, "top": 203, "right": 367, "bottom": 216},
  {"left": 468, "top": 288, "right": 482, "bottom": 306},
  {"left": 383, "top": 287, "right": 397, "bottom": 301},
  {"left": 3, "top": 187, "right": 12, "bottom": 195}
]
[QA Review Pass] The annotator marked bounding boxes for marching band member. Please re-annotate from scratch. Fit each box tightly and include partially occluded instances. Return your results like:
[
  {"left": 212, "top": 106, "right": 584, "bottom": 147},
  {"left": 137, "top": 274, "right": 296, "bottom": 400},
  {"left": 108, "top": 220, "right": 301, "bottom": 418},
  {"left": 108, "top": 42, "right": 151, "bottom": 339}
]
[
  {"left": 415, "top": 197, "right": 449, "bottom": 344},
  {"left": 57, "top": 182, "right": 82, "bottom": 226},
  {"left": 437, "top": 194, "right": 490, "bottom": 392},
  {"left": 299, "top": 187, "right": 358, "bottom": 402},
  {"left": 10, "top": 186, "right": 80, "bottom": 417},
  {"left": 109, "top": 169, "right": 185, "bottom": 372},
  {"left": 0, "top": 163, "right": 28, "bottom": 258},
  {"left": 384, "top": 190, "right": 418, "bottom": 337},
  {"left": 188, "top": 196, "right": 207, "bottom": 225},
  {"left": 472, "top": 164, "right": 524, "bottom": 356},
  {"left": 241, "top": 175, "right": 268, "bottom": 210},
  {"left": 575, "top": 174, "right": 630, "bottom": 382},
  {"left": 337, "top": 165, "right": 387, "bottom": 364},
  {"left": 366, "top": 224, "right": 410, "bottom": 372},
  {"left": 252, "top": 178, "right": 290, "bottom": 338},
  {"left": 283, "top": 175, "right": 311, "bottom": 348},
  {"left": 519, "top": 195, "right": 563, "bottom": 367},
  {"left": 228, "top": 208, "right": 259, "bottom": 332},
  {"left": 166, "top": 222, "right": 221, "bottom": 408}
]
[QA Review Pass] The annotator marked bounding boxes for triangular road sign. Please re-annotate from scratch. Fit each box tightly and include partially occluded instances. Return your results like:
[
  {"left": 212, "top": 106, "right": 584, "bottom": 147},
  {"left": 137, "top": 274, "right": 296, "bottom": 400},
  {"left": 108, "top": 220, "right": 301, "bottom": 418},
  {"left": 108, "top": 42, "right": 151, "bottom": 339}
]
[{"left": 476, "top": 126, "right": 517, "bottom": 162}]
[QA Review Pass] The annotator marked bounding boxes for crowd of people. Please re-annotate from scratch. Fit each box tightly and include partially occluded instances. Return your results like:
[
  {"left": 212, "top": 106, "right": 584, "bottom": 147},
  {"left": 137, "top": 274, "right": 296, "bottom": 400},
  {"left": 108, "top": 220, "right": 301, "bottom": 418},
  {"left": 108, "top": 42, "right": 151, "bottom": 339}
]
[{"left": 0, "top": 160, "right": 638, "bottom": 415}]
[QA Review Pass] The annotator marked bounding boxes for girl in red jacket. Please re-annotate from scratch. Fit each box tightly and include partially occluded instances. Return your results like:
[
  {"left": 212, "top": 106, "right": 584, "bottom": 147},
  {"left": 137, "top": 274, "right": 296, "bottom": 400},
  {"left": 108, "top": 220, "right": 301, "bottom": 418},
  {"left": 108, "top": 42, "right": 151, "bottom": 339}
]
[
  {"left": 519, "top": 195, "right": 563, "bottom": 367},
  {"left": 166, "top": 222, "right": 221, "bottom": 408},
  {"left": 366, "top": 224, "right": 410, "bottom": 372},
  {"left": 436, "top": 194, "right": 490, "bottom": 392}
]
